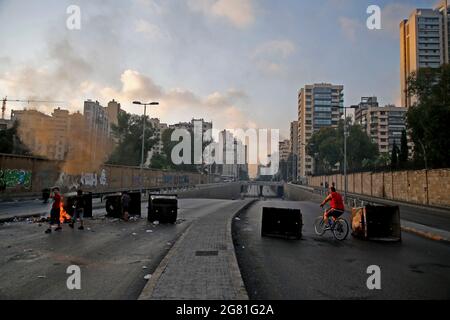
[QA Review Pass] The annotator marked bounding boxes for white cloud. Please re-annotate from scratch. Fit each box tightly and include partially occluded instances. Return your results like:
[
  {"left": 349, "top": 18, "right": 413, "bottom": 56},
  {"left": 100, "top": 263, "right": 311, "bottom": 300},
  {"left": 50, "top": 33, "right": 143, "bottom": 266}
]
[
  {"left": 135, "top": 0, "right": 164, "bottom": 14},
  {"left": 381, "top": 3, "right": 415, "bottom": 37},
  {"left": 339, "top": 17, "right": 361, "bottom": 42},
  {"left": 135, "top": 19, "right": 170, "bottom": 40},
  {"left": 97, "top": 70, "right": 254, "bottom": 130},
  {"left": 187, "top": 0, "right": 256, "bottom": 28},
  {"left": 252, "top": 40, "right": 296, "bottom": 74}
]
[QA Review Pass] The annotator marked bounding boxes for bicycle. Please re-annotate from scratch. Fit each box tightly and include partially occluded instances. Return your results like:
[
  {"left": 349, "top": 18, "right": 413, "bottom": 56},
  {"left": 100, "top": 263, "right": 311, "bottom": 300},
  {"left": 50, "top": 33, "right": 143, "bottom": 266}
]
[{"left": 314, "top": 207, "right": 349, "bottom": 241}]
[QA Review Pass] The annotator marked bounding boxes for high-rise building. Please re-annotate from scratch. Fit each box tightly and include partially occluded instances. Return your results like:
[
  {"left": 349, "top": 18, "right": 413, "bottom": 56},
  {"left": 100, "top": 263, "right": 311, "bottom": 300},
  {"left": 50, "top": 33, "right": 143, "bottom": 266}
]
[
  {"left": 279, "top": 139, "right": 291, "bottom": 162},
  {"left": 354, "top": 99, "right": 407, "bottom": 154},
  {"left": 400, "top": 1, "right": 450, "bottom": 108},
  {"left": 298, "top": 83, "right": 344, "bottom": 177},
  {"left": 106, "top": 99, "right": 121, "bottom": 128}
]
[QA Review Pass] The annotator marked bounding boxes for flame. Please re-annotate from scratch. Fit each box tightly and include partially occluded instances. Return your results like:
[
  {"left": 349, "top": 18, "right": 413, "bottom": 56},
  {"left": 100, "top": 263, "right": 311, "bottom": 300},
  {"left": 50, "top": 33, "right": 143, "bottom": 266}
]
[{"left": 59, "top": 197, "right": 72, "bottom": 224}]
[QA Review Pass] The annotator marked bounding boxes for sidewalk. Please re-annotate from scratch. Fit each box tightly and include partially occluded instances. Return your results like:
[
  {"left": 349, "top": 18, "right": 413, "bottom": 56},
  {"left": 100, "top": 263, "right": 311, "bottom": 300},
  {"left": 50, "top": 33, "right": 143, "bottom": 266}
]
[
  {"left": 401, "top": 220, "right": 450, "bottom": 243},
  {"left": 139, "top": 199, "right": 255, "bottom": 300}
]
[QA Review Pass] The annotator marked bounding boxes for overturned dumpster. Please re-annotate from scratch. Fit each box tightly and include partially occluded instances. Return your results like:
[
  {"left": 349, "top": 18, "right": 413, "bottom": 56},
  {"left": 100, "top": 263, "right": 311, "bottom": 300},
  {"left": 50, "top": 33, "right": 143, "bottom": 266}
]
[
  {"left": 261, "top": 207, "right": 302, "bottom": 240},
  {"left": 148, "top": 194, "right": 178, "bottom": 224},
  {"left": 351, "top": 205, "right": 401, "bottom": 242},
  {"left": 63, "top": 192, "right": 93, "bottom": 218},
  {"left": 105, "top": 193, "right": 122, "bottom": 218},
  {"left": 128, "top": 191, "right": 142, "bottom": 217}
]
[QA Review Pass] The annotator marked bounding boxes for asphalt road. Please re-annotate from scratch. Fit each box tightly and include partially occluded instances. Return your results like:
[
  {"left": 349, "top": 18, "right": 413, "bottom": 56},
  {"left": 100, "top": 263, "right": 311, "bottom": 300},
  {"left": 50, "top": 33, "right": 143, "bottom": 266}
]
[
  {"left": 0, "top": 198, "right": 241, "bottom": 300},
  {"left": 233, "top": 200, "right": 450, "bottom": 300}
]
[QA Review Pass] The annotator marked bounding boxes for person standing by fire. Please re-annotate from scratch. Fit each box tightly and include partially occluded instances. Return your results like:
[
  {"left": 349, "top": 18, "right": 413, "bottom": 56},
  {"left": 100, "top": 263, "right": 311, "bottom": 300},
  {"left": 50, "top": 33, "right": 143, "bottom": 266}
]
[
  {"left": 45, "top": 187, "right": 62, "bottom": 234},
  {"left": 69, "top": 189, "right": 85, "bottom": 230}
]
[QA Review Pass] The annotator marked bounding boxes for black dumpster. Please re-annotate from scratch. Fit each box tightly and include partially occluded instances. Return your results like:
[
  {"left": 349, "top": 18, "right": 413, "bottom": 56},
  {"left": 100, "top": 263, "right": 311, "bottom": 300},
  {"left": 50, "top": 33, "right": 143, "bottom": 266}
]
[
  {"left": 148, "top": 195, "right": 178, "bottom": 224},
  {"left": 351, "top": 205, "right": 401, "bottom": 241},
  {"left": 62, "top": 192, "right": 77, "bottom": 217},
  {"left": 82, "top": 193, "right": 93, "bottom": 218},
  {"left": 128, "top": 191, "right": 142, "bottom": 216},
  {"left": 105, "top": 193, "right": 122, "bottom": 218},
  {"left": 261, "top": 207, "right": 302, "bottom": 240}
]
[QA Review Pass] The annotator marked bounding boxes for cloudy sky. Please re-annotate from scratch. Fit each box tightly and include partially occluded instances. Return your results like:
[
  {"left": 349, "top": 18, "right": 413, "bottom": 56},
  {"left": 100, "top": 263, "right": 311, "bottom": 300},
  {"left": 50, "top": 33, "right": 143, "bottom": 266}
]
[{"left": 0, "top": 0, "right": 437, "bottom": 137}]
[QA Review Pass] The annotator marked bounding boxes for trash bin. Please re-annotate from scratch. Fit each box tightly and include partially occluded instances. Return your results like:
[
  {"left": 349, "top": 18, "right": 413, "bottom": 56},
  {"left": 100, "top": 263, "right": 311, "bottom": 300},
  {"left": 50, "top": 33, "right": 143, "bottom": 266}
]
[
  {"left": 62, "top": 192, "right": 77, "bottom": 217},
  {"left": 351, "top": 205, "right": 401, "bottom": 241},
  {"left": 261, "top": 207, "right": 302, "bottom": 240},
  {"left": 82, "top": 193, "right": 93, "bottom": 218},
  {"left": 128, "top": 191, "right": 142, "bottom": 216},
  {"left": 105, "top": 193, "right": 122, "bottom": 218},
  {"left": 148, "top": 195, "right": 178, "bottom": 224}
]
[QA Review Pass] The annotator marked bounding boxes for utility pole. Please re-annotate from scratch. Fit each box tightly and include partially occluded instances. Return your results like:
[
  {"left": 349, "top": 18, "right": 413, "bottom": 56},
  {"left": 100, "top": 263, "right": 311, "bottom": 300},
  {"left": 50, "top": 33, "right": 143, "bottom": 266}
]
[{"left": 344, "top": 107, "right": 349, "bottom": 201}]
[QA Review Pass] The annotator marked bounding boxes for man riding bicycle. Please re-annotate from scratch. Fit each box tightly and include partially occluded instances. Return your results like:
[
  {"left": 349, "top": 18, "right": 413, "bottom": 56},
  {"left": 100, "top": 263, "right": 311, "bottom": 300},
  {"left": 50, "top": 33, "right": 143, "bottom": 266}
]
[{"left": 320, "top": 186, "right": 345, "bottom": 226}]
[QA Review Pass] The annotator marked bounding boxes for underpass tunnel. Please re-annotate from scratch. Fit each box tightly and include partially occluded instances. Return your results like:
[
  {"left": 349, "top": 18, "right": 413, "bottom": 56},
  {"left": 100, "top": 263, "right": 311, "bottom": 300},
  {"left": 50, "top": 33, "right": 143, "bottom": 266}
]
[{"left": 241, "top": 184, "right": 282, "bottom": 199}]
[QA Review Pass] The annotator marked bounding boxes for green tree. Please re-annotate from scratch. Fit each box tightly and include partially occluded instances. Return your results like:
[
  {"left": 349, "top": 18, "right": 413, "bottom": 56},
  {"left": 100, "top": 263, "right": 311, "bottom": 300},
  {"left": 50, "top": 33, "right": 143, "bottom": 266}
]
[
  {"left": 0, "top": 121, "right": 30, "bottom": 155},
  {"left": 307, "top": 121, "right": 378, "bottom": 174},
  {"left": 108, "top": 111, "right": 157, "bottom": 167},
  {"left": 406, "top": 64, "right": 450, "bottom": 168}
]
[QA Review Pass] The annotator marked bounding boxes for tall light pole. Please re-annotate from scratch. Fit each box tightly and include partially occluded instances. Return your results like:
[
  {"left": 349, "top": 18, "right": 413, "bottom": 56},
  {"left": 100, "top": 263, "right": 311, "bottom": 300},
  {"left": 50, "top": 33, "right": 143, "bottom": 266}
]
[{"left": 133, "top": 101, "right": 159, "bottom": 193}]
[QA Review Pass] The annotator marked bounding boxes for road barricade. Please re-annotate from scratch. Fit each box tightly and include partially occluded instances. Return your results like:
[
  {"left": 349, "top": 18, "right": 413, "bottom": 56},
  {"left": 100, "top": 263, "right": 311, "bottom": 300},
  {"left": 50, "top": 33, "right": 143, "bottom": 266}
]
[
  {"left": 82, "top": 193, "right": 93, "bottom": 218},
  {"left": 261, "top": 207, "right": 302, "bottom": 240},
  {"left": 148, "top": 194, "right": 178, "bottom": 224},
  {"left": 128, "top": 191, "right": 142, "bottom": 217},
  {"left": 351, "top": 205, "right": 401, "bottom": 242}
]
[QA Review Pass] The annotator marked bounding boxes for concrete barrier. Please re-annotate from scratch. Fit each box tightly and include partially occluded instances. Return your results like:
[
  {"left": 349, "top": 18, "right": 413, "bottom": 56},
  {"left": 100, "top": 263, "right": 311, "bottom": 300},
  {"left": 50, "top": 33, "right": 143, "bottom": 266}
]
[
  {"left": 177, "top": 182, "right": 242, "bottom": 200},
  {"left": 284, "top": 183, "right": 323, "bottom": 202}
]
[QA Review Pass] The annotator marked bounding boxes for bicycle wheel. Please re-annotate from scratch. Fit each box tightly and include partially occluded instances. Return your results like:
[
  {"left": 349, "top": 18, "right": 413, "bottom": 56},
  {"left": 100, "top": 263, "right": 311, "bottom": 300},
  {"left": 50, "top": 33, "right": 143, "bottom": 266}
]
[
  {"left": 332, "top": 218, "right": 349, "bottom": 241},
  {"left": 314, "top": 216, "right": 326, "bottom": 236}
]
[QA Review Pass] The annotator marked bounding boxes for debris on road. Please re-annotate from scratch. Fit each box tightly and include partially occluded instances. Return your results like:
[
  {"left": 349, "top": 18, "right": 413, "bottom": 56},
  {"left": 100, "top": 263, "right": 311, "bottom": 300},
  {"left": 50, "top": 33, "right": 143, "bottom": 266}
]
[
  {"left": 146, "top": 230, "right": 153, "bottom": 233},
  {"left": 37, "top": 276, "right": 46, "bottom": 279},
  {"left": 144, "top": 274, "right": 152, "bottom": 280}
]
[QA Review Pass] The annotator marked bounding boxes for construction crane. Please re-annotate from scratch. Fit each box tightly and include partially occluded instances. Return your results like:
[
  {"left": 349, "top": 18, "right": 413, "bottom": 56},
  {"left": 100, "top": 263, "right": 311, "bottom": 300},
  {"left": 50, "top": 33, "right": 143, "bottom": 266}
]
[{"left": 2, "top": 96, "right": 65, "bottom": 119}]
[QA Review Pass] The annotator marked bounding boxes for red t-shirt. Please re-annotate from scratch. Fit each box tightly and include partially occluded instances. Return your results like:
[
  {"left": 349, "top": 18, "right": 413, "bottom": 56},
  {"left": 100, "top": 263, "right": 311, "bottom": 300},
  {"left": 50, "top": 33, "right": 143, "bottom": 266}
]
[
  {"left": 52, "top": 193, "right": 61, "bottom": 209},
  {"left": 330, "top": 192, "right": 345, "bottom": 210}
]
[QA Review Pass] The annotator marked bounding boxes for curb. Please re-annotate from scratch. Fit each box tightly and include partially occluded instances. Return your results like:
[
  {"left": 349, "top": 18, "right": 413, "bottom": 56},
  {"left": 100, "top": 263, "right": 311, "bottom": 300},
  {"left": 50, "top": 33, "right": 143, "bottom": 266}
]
[
  {"left": 138, "top": 224, "right": 193, "bottom": 300},
  {"left": 138, "top": 199, "right": 256, "bottom": 300},
  {"left": 227, "top": 199, "right": 257, "bottom": 300},
  {"left": 401, "top": 226, "right": 450, "bottom": 244}
]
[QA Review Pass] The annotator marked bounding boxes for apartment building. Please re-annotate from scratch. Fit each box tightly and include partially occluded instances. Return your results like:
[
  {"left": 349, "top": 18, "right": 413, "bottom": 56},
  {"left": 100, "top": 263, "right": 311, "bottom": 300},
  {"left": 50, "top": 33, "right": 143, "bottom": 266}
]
[
  {"left": 354, "top": 99, "right": 407, "bottom": 154},
  {"left": 400, "top": 1, "right": 450, "bottom": 108},
  {"left": 298, "top": 83, "right": 344, "bottom": 177}
]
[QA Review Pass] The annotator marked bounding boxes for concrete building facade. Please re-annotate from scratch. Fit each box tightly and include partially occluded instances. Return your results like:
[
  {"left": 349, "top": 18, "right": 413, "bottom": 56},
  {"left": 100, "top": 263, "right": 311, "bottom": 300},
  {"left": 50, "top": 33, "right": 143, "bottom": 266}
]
[
  {"left": 298, "top": 83, "right": 344, "bottom": 177},
  {"left": 353, "top": 98, "right": 407, "bottom": 154},
  {"left": 400, "top": 1, "right": 450, "bottom": 108}
]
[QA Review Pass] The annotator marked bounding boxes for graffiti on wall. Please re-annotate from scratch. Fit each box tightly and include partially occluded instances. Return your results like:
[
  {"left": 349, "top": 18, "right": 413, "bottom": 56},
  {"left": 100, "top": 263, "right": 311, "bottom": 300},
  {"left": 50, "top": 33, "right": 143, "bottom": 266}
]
[
  {"left": 54, "top": 169, "right": 108, "bottom": 191},
  {"left": 0, "top": 169, "right": 32, "bottom": 190}
]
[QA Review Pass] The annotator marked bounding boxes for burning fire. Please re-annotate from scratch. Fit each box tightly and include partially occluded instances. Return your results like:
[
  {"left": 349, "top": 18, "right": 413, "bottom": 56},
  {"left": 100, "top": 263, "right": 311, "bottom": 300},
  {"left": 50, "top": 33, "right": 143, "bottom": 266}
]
[{"left": 60, "top": 197, "right": 72, "bottom": 224}]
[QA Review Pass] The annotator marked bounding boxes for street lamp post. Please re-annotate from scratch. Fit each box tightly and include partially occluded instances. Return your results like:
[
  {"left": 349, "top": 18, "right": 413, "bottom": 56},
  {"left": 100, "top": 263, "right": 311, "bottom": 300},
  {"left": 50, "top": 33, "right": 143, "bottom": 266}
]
[
  {"left": 344, "top": 106, "right": 348, "bottom": 201},
  {"left": 133, "top": 101, "right": 159, "bottom": 194}
]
